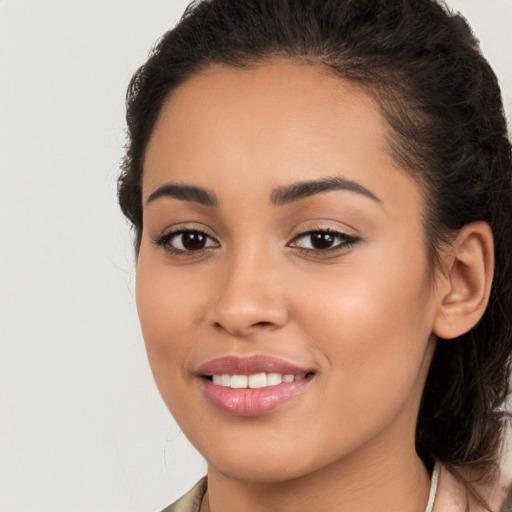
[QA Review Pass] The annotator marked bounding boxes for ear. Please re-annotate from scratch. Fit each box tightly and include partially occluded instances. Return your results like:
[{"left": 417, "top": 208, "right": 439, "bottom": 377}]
[{"left": 433, "top": 221, "right": 494, "bottom": 340}]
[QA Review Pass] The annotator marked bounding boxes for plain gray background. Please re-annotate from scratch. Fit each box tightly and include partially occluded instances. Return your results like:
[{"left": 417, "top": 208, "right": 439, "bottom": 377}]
[{"left": 1, "top": 1, "right": 511, "bottom": 511}]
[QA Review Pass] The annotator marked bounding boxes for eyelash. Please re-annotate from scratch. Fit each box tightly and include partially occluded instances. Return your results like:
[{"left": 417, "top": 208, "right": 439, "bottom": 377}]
[
  {"left": 153, "top": 228, "right": 360, "bottom": 256},
  {"left": 153, "top": 229, "right": 219, "bottom": 256},
  {"left": 289, "top": 228, "right": 360, "bottom": 254}
]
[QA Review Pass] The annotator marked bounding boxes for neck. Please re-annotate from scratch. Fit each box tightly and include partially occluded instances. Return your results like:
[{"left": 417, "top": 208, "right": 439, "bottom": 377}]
[{"left": 205, "top": 434, "right": 431, "bottom": 512}]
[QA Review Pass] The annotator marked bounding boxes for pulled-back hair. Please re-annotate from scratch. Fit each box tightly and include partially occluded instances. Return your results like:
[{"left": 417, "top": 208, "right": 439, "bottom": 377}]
[{"left": 119, "top": 0, "right": 512, "bottom": 482}]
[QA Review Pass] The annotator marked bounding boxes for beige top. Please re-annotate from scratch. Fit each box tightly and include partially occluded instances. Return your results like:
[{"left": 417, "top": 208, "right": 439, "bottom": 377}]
[{"left": 161, "top": 464, "right": 512, "bottom": 512}]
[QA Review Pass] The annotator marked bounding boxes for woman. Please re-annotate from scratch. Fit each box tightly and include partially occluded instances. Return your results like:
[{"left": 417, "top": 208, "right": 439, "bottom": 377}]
[{"left": 118, "top": 0, "right": 512, "bottom": 510}]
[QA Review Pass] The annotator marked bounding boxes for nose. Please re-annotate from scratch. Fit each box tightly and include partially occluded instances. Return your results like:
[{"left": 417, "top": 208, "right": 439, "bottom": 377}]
[{"left": 209, "top": 249, "right": 289, "bottom": 338}]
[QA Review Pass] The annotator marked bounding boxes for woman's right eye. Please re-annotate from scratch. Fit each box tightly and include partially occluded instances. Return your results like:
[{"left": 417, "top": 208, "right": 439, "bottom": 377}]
[{"left": 154, "top": 229, "right": 219, "bottom": 254}]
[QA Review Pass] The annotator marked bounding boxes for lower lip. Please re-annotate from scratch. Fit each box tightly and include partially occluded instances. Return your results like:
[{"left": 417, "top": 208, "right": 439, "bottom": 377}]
[{"left": 201, "top": 376, "right": 312, "bottom": 416}]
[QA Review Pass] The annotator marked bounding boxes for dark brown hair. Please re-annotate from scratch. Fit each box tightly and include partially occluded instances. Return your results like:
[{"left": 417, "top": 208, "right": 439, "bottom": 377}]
[{"left": 119, "top": 0, "right": 512, "bottom": 484}]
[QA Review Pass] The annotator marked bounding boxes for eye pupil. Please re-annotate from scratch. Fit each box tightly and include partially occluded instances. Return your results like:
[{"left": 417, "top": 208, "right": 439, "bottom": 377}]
[
  {"left": 311, "top": 232, "right": 335, "bottom": 249},
  {"left": 182, "top": 232, "right": 206, "bottom": 250}
]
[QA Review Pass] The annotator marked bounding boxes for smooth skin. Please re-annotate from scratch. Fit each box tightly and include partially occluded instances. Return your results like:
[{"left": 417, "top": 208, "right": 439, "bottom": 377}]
[{"left": 136, "top": 62, "right": 494, "bottom": 512}]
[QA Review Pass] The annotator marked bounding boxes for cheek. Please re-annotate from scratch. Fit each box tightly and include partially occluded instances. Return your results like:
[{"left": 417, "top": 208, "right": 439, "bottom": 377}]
[
  {"left": 290, "top": 279, "right": 434, "bottom": 454},
  {"left": 292, "top": 252, "right": 435, "bottom": 399},
  {"left": 135, "top": 259, "right": 213, "bottom": 429},
  {"left": 135, "top": 251, "right": 202, "bottom": 379}
]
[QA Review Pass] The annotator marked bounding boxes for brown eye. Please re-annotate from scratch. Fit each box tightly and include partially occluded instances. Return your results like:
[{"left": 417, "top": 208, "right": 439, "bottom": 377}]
[
  {"left": 181, "top": 232, "right": 208, "bottom": 250},
  {"left": 289, "top": 230, "right": 360, "bottom": 253},
  {"left": 155, "top": 229, "right": 219, "bottom": 253},
  {"left": 309, "top": 232, "right": 336, "bottom": 249}
]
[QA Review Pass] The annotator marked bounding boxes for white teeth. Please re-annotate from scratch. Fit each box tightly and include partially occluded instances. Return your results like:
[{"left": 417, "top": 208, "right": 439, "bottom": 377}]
[
  {"left": 267, "top": 372, "right": 283, "bottom": 386},
  {"left": 230, "top": 375, "right": 248, "bottom": 388},
  {"left": 210, "top": 372, "right": 308, "bottom": 389},
  {"left": 248, "top": 373, "right": 267, "bottom": 389}
]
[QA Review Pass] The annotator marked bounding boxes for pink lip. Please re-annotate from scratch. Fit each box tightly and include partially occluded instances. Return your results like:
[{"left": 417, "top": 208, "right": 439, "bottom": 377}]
[
  {"left": 197, "top": 355, "right": 311, "bottom": 376},
  {"left": 197, "top": 355, "right": 314, "bottom": 417}
]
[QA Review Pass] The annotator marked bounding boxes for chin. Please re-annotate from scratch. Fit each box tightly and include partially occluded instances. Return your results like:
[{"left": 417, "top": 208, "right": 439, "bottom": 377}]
[
  {"left": 208, "top": 451, "right": 316, "bottom": 484},
  {"left": 195, "top": 426, "right": 347, "bottom": 485}
]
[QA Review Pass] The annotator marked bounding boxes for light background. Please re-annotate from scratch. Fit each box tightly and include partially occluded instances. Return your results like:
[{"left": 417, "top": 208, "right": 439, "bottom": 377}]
[{"left": 0, "top": 1, "right": 511, "bottom": 511}]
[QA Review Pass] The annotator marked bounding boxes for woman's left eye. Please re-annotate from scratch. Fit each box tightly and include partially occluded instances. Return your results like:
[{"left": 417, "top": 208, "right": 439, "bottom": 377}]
[{"left": 289, "top": 230, "right": 360, "bottom": 252}]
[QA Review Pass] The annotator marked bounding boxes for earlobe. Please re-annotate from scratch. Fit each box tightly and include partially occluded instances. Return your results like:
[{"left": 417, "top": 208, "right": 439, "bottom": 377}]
[{"left": 433, "top": 221, "right": 494, "bottom": 340}]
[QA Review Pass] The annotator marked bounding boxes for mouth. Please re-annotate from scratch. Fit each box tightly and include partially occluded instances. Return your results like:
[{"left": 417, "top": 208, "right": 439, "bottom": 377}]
[
  {"left": 205, "top": 371, "right": 312, "bottom": 388},
  {"left": 197, "top": 355, "right": 316, "bottom": 416}
]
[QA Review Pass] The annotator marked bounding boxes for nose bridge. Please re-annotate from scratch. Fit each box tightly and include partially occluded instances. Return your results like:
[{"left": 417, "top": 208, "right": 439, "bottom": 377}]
[{"left": 210, "top": 240, "right": 288, "bottom": 336}]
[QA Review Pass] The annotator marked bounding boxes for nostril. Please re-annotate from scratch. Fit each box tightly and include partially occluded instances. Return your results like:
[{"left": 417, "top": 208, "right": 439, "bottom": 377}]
[
  {"left": 213, "top": 319, "right": 274, "bottom": 335},
  {"left": 254, "top": 321, "right": 272, "bottom": 327}
]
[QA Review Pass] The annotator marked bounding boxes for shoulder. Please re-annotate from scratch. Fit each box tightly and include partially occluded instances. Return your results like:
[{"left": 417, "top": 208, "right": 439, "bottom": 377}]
[
  {"left": 157, "top": 468, "right": 512, "bottom": 512},
  {"left": 434, "top": 464, "right": 512, "bottom": 512},
  {"left": 159, "top": 477, "right": 207, "bottom": 512}
]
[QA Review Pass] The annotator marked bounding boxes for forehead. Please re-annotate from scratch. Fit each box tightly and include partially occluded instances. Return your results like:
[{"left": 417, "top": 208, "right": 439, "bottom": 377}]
[{"left": 143, "top": 61, "right": 421, "bottom": 213}]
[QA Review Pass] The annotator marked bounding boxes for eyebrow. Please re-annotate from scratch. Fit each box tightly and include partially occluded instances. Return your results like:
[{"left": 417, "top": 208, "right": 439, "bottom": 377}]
[
  {"left": 145, "top": 175, "right": 380, "bottom": 208},
  {"left": 146, "top": 183, "right": 219, "bottom": 207},
  {"left": 270, "top": 176, "right": 381, "bottom": 205}
]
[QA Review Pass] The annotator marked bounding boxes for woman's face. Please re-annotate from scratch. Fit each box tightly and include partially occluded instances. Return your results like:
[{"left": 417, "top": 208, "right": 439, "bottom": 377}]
[{"left": 137, "top": 62, "right": 440, "bottom": 483}]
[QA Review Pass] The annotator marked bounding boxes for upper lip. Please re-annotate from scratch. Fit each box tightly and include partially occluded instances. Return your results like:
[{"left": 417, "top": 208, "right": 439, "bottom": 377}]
[{"left": 197, "top": 355, "right": 313, "bottom": 376}]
